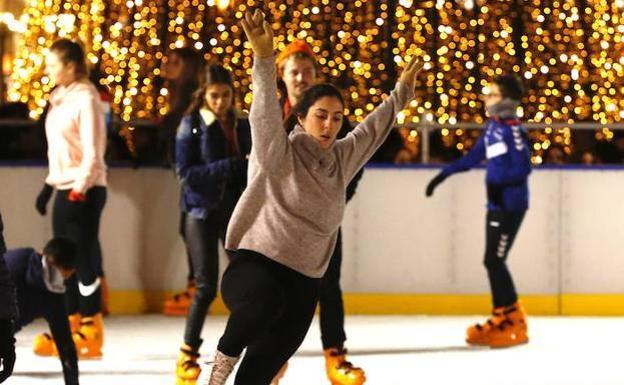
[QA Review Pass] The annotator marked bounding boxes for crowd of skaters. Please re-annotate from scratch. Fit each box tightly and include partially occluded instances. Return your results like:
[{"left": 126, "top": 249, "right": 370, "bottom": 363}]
[{"left": 0, "top": 9, "right": 532, "bottom": 385}]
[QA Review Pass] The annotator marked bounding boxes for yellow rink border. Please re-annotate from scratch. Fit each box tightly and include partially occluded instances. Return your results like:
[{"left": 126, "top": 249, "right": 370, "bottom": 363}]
[{"left": 107, "top": 291, "right": 624, "bottom": 316}]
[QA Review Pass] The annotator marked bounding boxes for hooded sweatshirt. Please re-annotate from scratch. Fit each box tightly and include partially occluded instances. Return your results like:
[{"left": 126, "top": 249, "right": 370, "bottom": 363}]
[
  {"left": 45, "top": 80, "right": 108, "bottom": 194},
  {"left": 225, "top": 56, "right": 413, "bottom": 278}
]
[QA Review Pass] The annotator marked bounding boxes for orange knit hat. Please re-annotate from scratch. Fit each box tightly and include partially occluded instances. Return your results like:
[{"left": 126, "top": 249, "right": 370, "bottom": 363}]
[{"left": 276, "top": 40, "right": 316, "bottom": 71}]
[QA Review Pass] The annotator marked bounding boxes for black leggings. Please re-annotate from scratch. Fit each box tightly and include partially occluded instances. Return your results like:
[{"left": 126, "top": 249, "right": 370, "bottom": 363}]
[
  {"left": 53, "top": 187, "right": 107, "bottom": 316},
  {"left": 183, "top": 212, "right": 228, "bottom": 349},
  {"left": 484, "top": 210, "right": 525, "bottom": 308},
  {"left": 218, "top": 250, "right": 319, "bottom": 385},
  {"left": 178, "top": 211, "right": 194, "bottom": 282},
  {"left": 319, "top": 228, "right": 346, "bottom": 350}
]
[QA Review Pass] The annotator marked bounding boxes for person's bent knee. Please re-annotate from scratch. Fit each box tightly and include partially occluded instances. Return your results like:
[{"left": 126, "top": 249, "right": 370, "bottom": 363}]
[{"left": 194, "top": 282, "right": 218, "bottom": 304}]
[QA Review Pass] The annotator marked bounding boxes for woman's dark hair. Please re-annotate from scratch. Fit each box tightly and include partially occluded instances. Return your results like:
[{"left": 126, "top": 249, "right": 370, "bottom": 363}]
[
  {"left": 167, "top": 47, "right": 204, "bottom": 116},
  {"left": 186, "top": 64, "right": 234, "bottom": 114},
  {"left": 43, "top": 237, "right": 77, "bottom": 270},
  {"left": 284, "top": 83, "right": 345, "bottom": 133},
  {"left": 159, "top": 47, "right": 204, "bottom": 165},
  {"left": 169, "top": 48, "right": 204, "bottom": 89},
  {"left": 493, "top": 74, "right": 524, "bottom": 101},
  {"left": 50, "top": 38, "right": 88, "bottom": 77}
]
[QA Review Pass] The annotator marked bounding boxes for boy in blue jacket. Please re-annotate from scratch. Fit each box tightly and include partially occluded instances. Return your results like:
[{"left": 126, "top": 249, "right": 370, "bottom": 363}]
[
  {"left": 426, "top": 75, "right": 531, "bottom": 348},
  {"left": 3, "top": 237, "right": 80, "bottom": 384}
]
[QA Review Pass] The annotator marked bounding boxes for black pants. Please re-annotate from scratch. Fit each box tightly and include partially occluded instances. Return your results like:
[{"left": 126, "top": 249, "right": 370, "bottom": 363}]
[
  {"left": 183, "top": 212, "right": 228, "bottom": 349},
  {"left": 218, "top": 250, "right": 319, "bottom": 385},
  {"left": 484, "top": 210, "right": 525, "bottom": 308},
  {"left": 53, "top": 187, "right": 107, "bottom": 316},
  {"left": 319, "top": 229, "right": 346, "bottom": 350},
  {"left": 178, "top": 211, "right": 194, "bottom": 282},
  {"left": 0, "top": 213, "right": 6, "bottom": 255}
]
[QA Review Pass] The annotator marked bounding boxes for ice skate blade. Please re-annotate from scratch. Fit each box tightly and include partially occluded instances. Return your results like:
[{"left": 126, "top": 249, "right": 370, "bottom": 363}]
[
  {"left": 175, "top": 377, "right": 198, "bottom": 385},
  {"left": 77, "top": 347, "right": 103, "bottom": 360},
  {"left": 163, "top": 307, "right": 190, "bottom": 317},
  {"left": 489, "top": 336, "right": 530, "bottom": 349}
]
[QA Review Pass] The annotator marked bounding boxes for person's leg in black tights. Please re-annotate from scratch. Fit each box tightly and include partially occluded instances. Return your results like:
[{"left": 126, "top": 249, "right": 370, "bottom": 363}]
[
  {"left": 217, "top": 253, "right": 319, "bottom": 384},
  {"left": 179, "top": 211, "right": 195, "bottom": 282},
  {"left": 183, "top": 214, "right": 220, "bottom": 350},
  {"left": 53, "top": 189, "right": 102, "bottom": 316},
  {"left": 319, "top": 229, "right": 346, "bottom": 350},
  {"left": 234, "top": 271, "right": 318, "bottom": 384},
  {"left": 483, "top": 210, "right": 526, "bottom": 308},
  {"left": 217, "top": 255, "right": 282, "bottom": 358}
]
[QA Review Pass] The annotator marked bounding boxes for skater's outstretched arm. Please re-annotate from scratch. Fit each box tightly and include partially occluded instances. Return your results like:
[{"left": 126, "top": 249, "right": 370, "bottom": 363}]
[
  {"left": 45, "top": 295, "right": 79, "bottom": 385},
  {"left": 241, "top": 10, "right": 290, "bottom": 171},
  {"left": 336, "top": 57, "right": 422, "bottom": 181},
  {"left": 425, "top": 133, "right": 486, "bottom": 197}
]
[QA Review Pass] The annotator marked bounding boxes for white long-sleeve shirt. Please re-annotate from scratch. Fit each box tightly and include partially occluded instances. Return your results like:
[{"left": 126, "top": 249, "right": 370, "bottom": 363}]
[{"left": 45, "top": 80, "right": 107, "bottom": 193}]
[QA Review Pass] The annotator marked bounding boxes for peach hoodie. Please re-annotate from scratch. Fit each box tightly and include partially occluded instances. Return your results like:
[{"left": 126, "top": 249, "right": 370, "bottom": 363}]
[{"left": 45, "top": 80, "right": 107, "bottom": 193}]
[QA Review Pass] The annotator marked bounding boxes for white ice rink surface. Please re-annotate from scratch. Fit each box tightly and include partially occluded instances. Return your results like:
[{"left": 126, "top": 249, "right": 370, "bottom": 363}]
[{"left": 8, "top": 315, "right": 624, "bottom": 385}]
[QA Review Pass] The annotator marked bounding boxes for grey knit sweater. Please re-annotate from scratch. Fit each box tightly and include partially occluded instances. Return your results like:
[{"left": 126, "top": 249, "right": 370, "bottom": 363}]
[{"left": 225, "top": 56, "right": 413, "bottom": 278}]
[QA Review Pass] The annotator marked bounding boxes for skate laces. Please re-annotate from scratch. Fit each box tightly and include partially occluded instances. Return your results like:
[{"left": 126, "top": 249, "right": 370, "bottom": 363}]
[
  {"left": 206, "top": 352, "right": 238, "bottom": 385},
  {"left": 330, "top": 348, "right": 361, "bottom": 373},
  {"left": 497, "top": 305, "right": 523, "bottom": 330},
  {"left": 81, "top": 319, "right": 95, "bottom": 327},
  {"left": 172, "top": 290, "right": 191, "bottom": 301},
  {"left": 475, "top": 310, "right": 505, "bottom": 331},
  {"left": 480, "top": 305, "right": 521, "bottom": 331},
  {"left": 180, "top": 347, "right": 200, "bottom": 369}
]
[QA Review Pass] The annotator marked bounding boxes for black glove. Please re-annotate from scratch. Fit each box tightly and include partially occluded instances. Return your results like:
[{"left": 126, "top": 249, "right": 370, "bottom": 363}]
[
  {"left": 425, "top": 173, "right": 448, "bottom": 197},
  {"left": 0, "top": 319, "right": 16, "bottom": 384},
  {"left": 35, "top": 184, "right": 54, "bottom": 216}
]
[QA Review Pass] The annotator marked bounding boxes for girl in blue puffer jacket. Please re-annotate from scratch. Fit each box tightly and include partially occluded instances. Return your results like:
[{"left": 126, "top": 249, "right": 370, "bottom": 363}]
[{"left": 174, "top": 64, "right": 252, "bottom": 385}]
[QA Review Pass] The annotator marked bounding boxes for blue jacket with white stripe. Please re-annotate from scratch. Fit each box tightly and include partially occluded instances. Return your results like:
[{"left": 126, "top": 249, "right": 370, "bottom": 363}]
[{"left": 441, "top": 118, "right": 531, "bottom": 212}]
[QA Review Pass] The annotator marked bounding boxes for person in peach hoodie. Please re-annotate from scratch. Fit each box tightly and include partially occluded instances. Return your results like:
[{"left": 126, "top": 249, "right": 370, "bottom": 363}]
[{"left": 32, "top": 38, "right": 108, "bottom": 359}]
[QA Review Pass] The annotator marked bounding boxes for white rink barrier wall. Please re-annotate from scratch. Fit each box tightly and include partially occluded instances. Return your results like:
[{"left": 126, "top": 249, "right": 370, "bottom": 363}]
[{"left": 1, "top": 165, "right": 623, "bottom": 315}]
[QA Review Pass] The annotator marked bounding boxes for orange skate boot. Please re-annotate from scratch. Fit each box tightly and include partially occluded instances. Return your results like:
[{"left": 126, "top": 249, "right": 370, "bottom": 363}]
[
  {"left": 164, "top": 281, "right": 196, "bottom": 316},
  {"left": 324, "top": 348, "right": 366, "bottom": 385}
]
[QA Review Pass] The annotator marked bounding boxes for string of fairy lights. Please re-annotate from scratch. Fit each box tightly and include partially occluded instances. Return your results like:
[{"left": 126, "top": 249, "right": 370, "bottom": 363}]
[{"left": 7, "top": 0, "right": 624, "bottom": 164}]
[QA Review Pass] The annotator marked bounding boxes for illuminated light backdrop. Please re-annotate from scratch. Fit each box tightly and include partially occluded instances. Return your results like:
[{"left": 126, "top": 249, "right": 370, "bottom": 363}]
[{"left": 9, "top": 0, "right": 624, "bottom": 163}]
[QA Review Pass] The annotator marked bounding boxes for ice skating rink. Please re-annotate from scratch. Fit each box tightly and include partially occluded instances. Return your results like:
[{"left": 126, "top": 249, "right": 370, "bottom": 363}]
[{"left": 9, "top": 314, "right": 624, "bottom": 385}]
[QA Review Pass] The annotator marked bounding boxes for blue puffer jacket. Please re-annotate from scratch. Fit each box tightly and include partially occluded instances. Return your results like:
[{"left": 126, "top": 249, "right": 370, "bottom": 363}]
[
  {"left": 176, "top": 109, "right": 252, "bottom": 219},
  {"left": 442, "top": 118, "right": 532, "bottom": 212}
]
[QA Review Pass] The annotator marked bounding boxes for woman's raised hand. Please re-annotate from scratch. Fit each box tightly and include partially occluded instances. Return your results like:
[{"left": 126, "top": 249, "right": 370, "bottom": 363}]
[
  {"left": 398, "top": 56, "right": 424, "bottom": 92},
  {"left": 240, "top": 9, "right": 274, "bottom": 58}
]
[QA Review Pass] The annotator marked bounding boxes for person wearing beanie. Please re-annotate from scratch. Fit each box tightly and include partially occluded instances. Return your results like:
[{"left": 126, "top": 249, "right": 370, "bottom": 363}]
[
  {"left": 273, "top": 40, "right": 366, "bottom": 385},
  {"left": 425, "top": 74, "right": 532, "bottom": 348}
]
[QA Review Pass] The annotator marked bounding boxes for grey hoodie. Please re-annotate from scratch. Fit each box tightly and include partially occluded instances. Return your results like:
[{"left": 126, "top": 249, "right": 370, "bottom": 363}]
[{"left": 225, "top": 56, "right": 413, "bottom": 278}]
